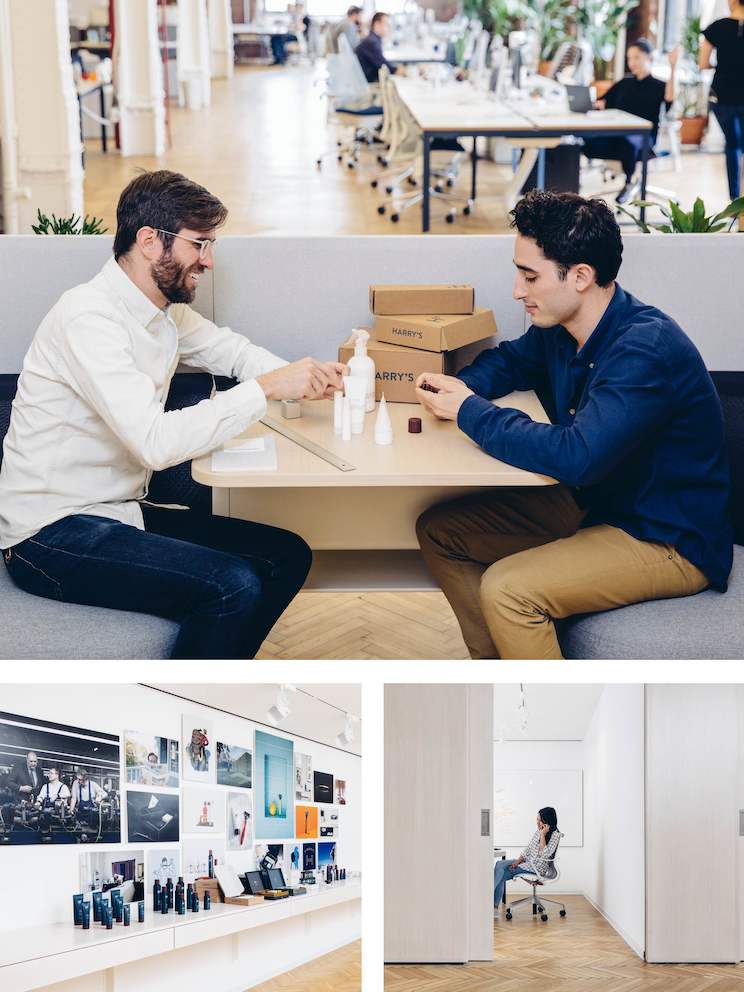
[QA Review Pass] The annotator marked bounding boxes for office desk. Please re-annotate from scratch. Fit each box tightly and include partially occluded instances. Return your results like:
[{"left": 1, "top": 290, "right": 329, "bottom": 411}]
[
  {"left": 192, "top": 392, "right": 555, "bottom": 551},
  {"left": 393, "top": 78, "right": 654, "bottom": 231},
  {"left": 384, "top": 43, "right": 448, "bottom": 64},
  {"left": 75, "top": 79, "right": 108, "bottom": 159}
]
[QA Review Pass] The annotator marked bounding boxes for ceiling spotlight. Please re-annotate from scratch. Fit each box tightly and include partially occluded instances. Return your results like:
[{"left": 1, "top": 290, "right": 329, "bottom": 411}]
[
  {"left": 336, "top": 714, "right": 357, "bottom": 748},
  {"left": 266, "top": 685, "right": 295, "bottom": 726}
]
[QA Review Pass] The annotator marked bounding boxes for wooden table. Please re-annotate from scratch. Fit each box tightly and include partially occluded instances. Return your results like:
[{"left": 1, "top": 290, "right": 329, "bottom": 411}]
[
  {"left": 393, "top": 77, "right": 654, "bottom": 231},
  {"left": 192, "top": 392, "right": 556, "bottom": 551}
]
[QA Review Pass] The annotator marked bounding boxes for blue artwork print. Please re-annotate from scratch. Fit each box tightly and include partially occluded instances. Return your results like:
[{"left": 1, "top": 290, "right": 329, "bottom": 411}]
[
  {"left": 255, "top": 730, "right": 294, "bottom": 839},
  {"left": 318, "top": 841, "right": 336, "bottom": 867}
]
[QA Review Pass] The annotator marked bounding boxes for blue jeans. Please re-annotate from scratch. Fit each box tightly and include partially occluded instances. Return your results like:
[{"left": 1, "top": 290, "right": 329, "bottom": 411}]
[
  {"left": 494, "top": 860, "right": 533, "bottom": 906},
  {"left": 711, "top": 103, "right": 744, "bottom": 199},
  {"left": 3, "top": 506, "right": 311, "bottom": 659}
]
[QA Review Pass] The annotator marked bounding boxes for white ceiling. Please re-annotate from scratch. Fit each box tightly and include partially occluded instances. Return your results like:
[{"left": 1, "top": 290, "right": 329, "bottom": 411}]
[
  {"left": 492, "top": 684, "right": 605, "bottom": 741},
  {"left": 148, "top": 684, "right": 362, "bottom": 755}
]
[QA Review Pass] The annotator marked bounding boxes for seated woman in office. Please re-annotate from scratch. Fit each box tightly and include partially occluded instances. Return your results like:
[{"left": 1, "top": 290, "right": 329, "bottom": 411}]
[
  {"left": 494, "top": 807, "right": 560, "bottom": 910},
  {"left": 583, "top": 39, "right": 678, "bottom": 203}
]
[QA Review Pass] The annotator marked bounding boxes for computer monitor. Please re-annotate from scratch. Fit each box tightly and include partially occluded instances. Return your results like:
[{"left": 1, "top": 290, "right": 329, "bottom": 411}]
[
  {"left": 268, "top": 868, "right": 286, "bottom": 890},
  {"left": 242, "top": 871, "right": 265, "bottom": 895}
]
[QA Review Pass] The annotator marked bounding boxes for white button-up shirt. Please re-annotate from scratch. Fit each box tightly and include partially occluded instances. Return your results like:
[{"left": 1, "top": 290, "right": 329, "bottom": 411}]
[{"left": 0, "top": 257, "right": 286, "bottom": 549}]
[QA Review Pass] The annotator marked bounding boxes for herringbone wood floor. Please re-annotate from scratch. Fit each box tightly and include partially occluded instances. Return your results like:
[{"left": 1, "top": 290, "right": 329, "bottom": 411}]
[
  {"left": 385, "top": 896, "right": 744, "bottom": 991},
  {"left": 249, "top": 939, "right": 360, "bottom": 991},
  {"left": 256, "top": 591, "right": 469, "bottom": 660}
]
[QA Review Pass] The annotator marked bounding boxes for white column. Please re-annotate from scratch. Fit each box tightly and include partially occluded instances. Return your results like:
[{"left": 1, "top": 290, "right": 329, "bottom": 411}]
[
  {"left": 177, "top": 0, "right": 211, "bottom": 110},
  {"left": 114, "top": 0, "right": 166, "bottom": 157},
  {"left": 4, "top": 0, "right": 82, "bottom": 233},
  {"left": 208, "top": 0, "right": 234, "bottom": 79}
]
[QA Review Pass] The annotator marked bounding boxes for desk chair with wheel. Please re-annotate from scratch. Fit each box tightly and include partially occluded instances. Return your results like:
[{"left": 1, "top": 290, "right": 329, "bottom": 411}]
[{"left": 504, "top": 833, "right": 567, "bottom": 923}]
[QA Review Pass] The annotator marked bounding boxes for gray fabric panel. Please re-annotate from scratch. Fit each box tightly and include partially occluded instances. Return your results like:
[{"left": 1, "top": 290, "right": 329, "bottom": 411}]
[
  {"left": 559, "top": 546, "right": 744, "bottom": 660},
  {"left": 0, "top": 236, "right": 214, "bottom": 373},
  {"left": 0, "top": 565, "right": 178, "bottom": 660},
  {"left": 211, "top": 236, "right": 524, "bottom": 362}
]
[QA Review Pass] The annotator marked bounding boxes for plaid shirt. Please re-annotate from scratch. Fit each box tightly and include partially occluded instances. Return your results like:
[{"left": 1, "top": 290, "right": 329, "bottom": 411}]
[{"left": 521, "top": 829, "right": 560, "bottom": 878}]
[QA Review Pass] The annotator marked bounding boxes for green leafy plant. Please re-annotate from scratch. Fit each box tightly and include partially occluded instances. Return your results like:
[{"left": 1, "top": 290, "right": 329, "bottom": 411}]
[
  {"left": 677, "top": 15, "right": 705, "bottom": 118},
  {"left": 462, "top": 0, "right": 534, "bottom": 40},
  {"left": 575, "top": 0, "right": 639, "bottom": 80},
  {"left": 31, "top": 209, "right": 107, "bottom": 235},
  {"left": 530, "top": 0, "right": 576, "bottom": 62},
  {"left": 618, "top": 195, "right": 744, "bottom": 233}
]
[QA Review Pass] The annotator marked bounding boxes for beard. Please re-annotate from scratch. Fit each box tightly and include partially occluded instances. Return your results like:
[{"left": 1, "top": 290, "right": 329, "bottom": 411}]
[{"left": 151, "top": 249, "right": 203, "bottom": 304}]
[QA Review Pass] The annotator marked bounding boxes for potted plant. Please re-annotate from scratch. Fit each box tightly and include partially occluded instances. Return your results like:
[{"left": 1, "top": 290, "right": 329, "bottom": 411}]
[
  {"left": 31, "top": 209, "right": 107, "bottom": 235},
  {"left": 618, "top": 195, "right": 744, "bottom": 233},
  {"left": 531, "top": 0, "right": 576, "bottom": 74},
  {"left": 461, "top": 0, "right": 533, "bottom": 42},
  {"left": 677, "top": 16, "right": 707, "bottom": 145},
  {"left": 575, "top": 0, "right": 639, "bottom": 91}
]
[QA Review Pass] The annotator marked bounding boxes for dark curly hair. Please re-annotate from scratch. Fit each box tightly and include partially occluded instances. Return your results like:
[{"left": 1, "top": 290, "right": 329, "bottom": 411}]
[
  {"left": 113, "top": 170, "right": 228, "bottom": 261},
  {"left": 510, "top": 190, "right": 623, "bottom": 288}
]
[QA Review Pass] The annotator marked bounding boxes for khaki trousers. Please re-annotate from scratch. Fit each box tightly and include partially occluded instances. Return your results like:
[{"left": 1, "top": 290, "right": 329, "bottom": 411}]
[{"left": 416, "top": 486, "right": 709, "bottom": 659}]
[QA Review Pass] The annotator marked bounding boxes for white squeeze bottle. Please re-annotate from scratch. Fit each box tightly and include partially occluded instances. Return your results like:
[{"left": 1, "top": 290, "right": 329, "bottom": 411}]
[{"left": 348, "top": 328, "right": 376, "bottom": 413}]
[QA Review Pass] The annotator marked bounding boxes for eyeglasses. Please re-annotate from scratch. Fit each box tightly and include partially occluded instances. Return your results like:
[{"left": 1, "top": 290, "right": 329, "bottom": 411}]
[{"left": 156, "top": 229, "right": 216, "bottom": 261}]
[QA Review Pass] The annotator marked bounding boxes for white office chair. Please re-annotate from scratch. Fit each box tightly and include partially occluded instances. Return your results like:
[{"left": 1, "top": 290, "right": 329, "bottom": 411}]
[
  {"left": 504, "top": 833, "right": 567, "bottom": 923},
  {"left": 316, "top": 53, "right": 382, "bottom": 169}
]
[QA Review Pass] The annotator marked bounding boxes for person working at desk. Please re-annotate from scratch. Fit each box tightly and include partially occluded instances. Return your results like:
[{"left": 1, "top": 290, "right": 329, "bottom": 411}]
[
  {"left": 415, "top": 190, "right": 732, "bottom": 660},
  {"left": 700, "top": 0, "right": 744, "bottom": 200},
  {"left": 355, "top": 12, "right": 402, "bottom": 83},
  {"left": 332, "top": 5, "right": 362, "bottom": 52},
  {"left": 494, "top": 808, "right": 560, "bottom": 911},
  {"left": 0, "top": 169, "right": 346, "bottom": 660},
  {"left": 583, "top": 38, "right": 678, "bottom": 203}
]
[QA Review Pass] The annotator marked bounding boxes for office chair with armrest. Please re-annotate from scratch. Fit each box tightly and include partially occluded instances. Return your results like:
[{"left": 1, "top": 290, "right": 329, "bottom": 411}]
[
  {"left": 316, "top": 53, "right": 382, "bottom": 169},
  {"left": 505, "top": 832, "right": 567, "bottom": 923}
]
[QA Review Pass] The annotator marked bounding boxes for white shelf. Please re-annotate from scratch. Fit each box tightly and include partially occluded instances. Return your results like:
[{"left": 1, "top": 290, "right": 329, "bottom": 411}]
[{"left": 1, "top": 881, "right": 361, "bottom": 992}]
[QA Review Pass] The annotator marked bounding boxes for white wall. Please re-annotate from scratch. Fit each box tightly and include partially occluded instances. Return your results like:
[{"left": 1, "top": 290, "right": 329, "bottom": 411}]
[
  {"left": 0, "top": 684, "right": 361, "bottom": 933},
  {"left": 582, "top": 685, "right": 645, "bottom": 959},
  {"left": 492, "top": 740, "right": 585, "bottom": 893}
]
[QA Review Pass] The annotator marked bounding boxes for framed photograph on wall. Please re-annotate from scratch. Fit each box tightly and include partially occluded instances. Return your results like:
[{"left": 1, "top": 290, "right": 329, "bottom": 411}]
[
  {"left": 0, "top": 710, "right": 121, "bottom": 845},
  {"left": 182, "top": 839, "right": 226, "bottom": 883},
  {"left": 313, "top": 770, "right": 333, "bottom": 804},
  {"left": 124, "top": 729, "right": 179, "bottom": 789},
  {"left": 181, "top": 715, "right": 214, "bottom": 784},
  {"left": 254, "top": 730, "right": 294, "bottom": 839},
  {"left": 295, "top": 752, "right": 312, "bottom": 801},
  {"left": 182, "top": 786, "right": 226, "bottom": 836},
  {"left": 147, "top": 848, "right": 181, "bottom": 889},
  {"left": 320, "top": 806, "right": 338, "bottom": 838},
  {"left": 302, "top": 842, "right": 316, "bottom": 871},
  {"left": 318, "top": 841, "right": 336, "bottom": 867},
  {"left": 335, "top": 779, "right": 347, "bottom": 805},
  {"left": 126, "top": 790, "right": 179, "bottom": 843},
  {"left": 295, "top": 803, "right": 318, "bottom": 839},
  {"left": 226, "top": 791, "right": 253, "bottom": 850},
  {"left": 216, "top": 740, "right": 252, "bottom": 789},
  {"left": 80, "top": 849, "right": 145, "bottom": 899}
]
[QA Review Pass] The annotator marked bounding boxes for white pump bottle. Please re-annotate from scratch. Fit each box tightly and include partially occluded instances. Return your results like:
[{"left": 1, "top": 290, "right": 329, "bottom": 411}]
[{"left": 348, "top": 328, "right": 376, "bottom": 413}]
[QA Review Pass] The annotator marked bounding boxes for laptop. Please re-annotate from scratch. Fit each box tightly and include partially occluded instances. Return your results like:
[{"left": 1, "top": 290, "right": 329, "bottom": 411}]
[{"left": 566, "top": 84, "right": 593, "bottom": 113}]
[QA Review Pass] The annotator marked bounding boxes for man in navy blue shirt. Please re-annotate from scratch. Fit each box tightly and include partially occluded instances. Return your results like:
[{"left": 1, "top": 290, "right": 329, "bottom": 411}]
[
  {"left": 355, "top": 12, "right": 400, "bottom": 83},
  {"left": 415, "top": 191, "right": 732, "bottom": 659}
]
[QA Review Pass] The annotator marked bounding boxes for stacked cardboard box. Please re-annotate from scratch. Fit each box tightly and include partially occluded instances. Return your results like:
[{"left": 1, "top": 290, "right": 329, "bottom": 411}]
[{"left": 339, "top": 284, "right": 496, "bottom": 403}]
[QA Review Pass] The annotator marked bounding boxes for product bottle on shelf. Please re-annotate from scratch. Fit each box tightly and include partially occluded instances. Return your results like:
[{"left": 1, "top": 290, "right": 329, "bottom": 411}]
[{"left": 208, "top": 849, "right": 214, "bottom": 879}]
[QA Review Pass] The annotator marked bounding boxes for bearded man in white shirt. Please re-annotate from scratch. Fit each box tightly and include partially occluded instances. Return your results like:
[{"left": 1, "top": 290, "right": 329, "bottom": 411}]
[{"left": 0, "top": 170, "right": 344, "bottom": 659}]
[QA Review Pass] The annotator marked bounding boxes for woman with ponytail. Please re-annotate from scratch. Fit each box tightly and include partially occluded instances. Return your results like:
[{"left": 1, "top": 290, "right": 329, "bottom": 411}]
[{"left": 494, "top": 807, "right": 561, "bottom": 911}]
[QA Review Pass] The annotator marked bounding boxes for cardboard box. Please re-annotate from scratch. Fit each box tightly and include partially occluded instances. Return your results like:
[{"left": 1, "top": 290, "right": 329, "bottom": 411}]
[
  {"left": 195, "top": 878, "right": 223, "bottom": 902},
  {"left": 369, "top": 284, "right": 474, "bottom": 316},
  {"left": 339, "top": 334, "right": 461, "bottom": 404},
  {"left": 372, "top": 307, "right": 497, "bottom": 354}
]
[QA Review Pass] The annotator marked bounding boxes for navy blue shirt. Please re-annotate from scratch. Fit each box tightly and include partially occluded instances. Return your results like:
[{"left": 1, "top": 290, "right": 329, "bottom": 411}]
[
  {"left": 355, "top": 32, "right": 395, "bottom": 83},
  {"left": 456, "top": 284, "right": 733, "bottom": 591}
]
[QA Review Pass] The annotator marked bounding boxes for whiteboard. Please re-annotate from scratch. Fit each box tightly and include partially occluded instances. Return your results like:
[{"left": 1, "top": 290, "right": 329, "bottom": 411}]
[{"left": 493, "top": 769, "right": 583, "bottom": 848}]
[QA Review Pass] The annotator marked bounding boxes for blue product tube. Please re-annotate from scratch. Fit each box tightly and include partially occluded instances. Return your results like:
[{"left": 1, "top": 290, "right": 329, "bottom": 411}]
[
  {"left": 138, "top": 901, "right": 145, "bottom": 923},
  {"left": 112, "top": 895, "right": 122, "bottom": 923},
  {"left": 73, "top": 893, "right": 84, "bottom": 926},
  {"left": 161, "top": 888, "right": 169, "bottom": 914},
  {"left": 92, "top": 891, "right": 102, "bottom": 922},
  {"left": 105, "top": 905, "right": 113, "bottom": 930},
  {"left": 81, "top": 901, "right": 91, "bottom": 930},
  {"left": 204, "top": 892, "right": 211, "bottom": 911},
  {"left": 123, "top": 904, "right": 131, "bottom": 927},
  {"left": 100, "top": 901, "right": 109, "bottom": 927}
]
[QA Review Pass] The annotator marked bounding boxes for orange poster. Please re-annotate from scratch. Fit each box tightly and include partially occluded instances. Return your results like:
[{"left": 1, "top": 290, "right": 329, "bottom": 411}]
[{"left": 295, "top": 804, "right": 318, "bottom": 839}]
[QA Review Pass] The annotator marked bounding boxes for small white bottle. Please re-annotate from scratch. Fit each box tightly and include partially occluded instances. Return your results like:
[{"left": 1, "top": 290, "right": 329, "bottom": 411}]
[
  {"left": 374, "top": 394, "right": 393, "bottom": 446},
  {"left": 348, "top": 328, "right": 376, "bottom": 413}
]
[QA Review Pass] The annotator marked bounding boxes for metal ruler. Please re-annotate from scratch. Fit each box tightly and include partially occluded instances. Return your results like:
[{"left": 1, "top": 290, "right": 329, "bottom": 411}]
[{"left": 260, "top": 415, "right": 356, "bottom": 473}]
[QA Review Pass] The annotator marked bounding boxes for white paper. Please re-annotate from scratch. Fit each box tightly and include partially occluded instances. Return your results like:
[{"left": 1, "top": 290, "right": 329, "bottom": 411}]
[
  {"left": 212, "top": 435, "right": 277, "bottom": 472},
  {"left": 215, "top": 863, "right": 245, "bottom": 898}
]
